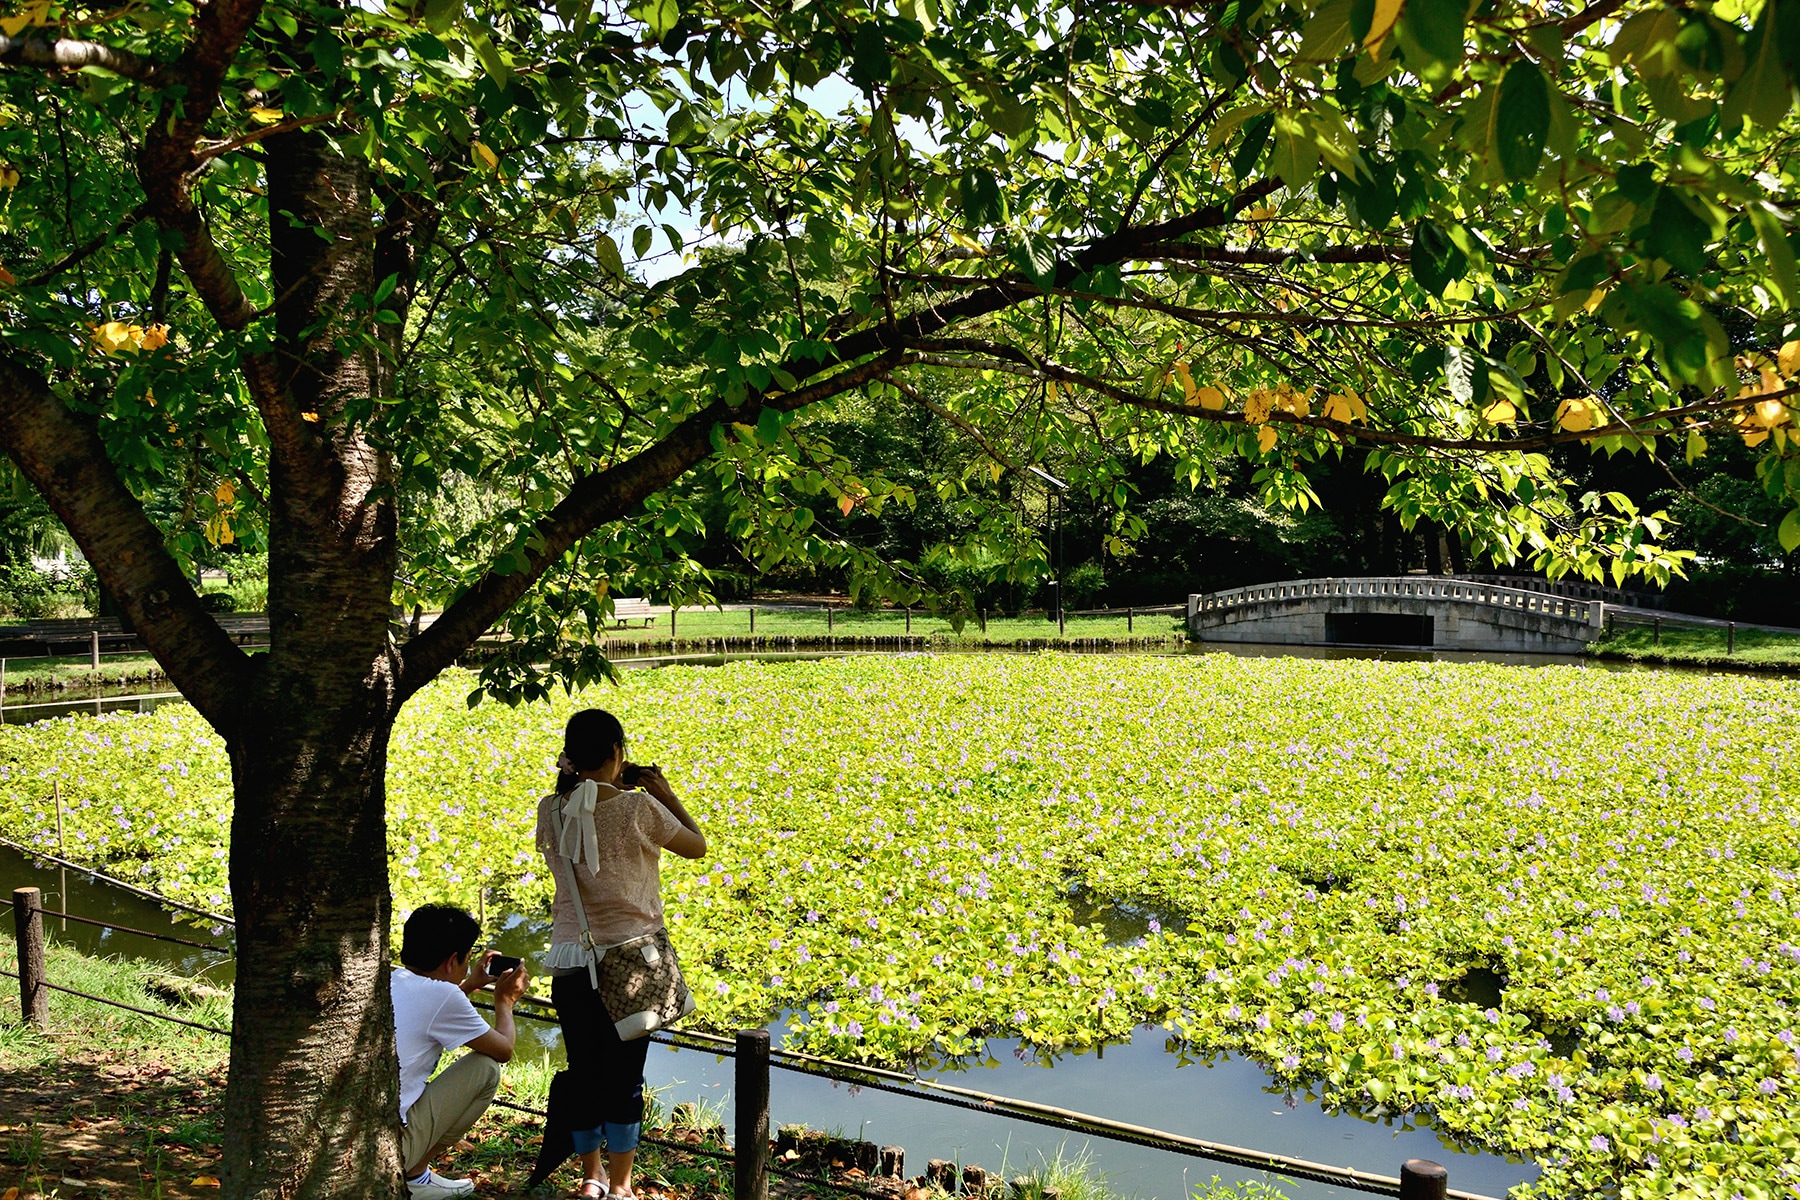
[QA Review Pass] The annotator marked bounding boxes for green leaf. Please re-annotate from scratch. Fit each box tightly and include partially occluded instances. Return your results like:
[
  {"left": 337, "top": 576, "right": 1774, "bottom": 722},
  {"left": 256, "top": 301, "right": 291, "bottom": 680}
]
[
  {"left": 960, "top": 168, "right": 1004, "bottom": 227},
  {"left": 1343, "top": 160, "right": 1397, "bottom": 229},
  {"left": 1410, "top": 220, "right": 1467, "bottom": 297},
  {"left": 1231, "top": 113, "right": 1275, "bottom": 179},
  {"left": 1397, "top": 0, "right": 1467, "bottom": 77},
  {"left": 1443, "top": 345, "right": 1489, "bottom": 406},
  {"left": 849, "top": 22, "right": 891, "bottom": 90},
  {"left": 1750, "top": 204, "right": 1800, "bottom": 310},
  {"left": 1268, "top": 110, "right": 1318, "bottom": 188},
  {"left": 1780, "top": 509, "right": 1800, "bottom": 553},
  {"left": 1010, "top": 232, "right": 1059, "bottom": 288},
  {"left": 596, "top": 232, "right": 625, "bottom": 279},
  {"left": 1296, "top": 0, "right": 1356, "bottom": 62},
  {"left": 1724, "top": 0, "right": 1793, "bottom": 131},
  {"left": 633, "top": 225, "right": 654, "bottom": 258},
  {"left": 1134, "top": 97, "right": 1173, "bottom": 128},
  {"left": 468, "top": 32, "right": 511, "bottom": 90},
  {"left": 1494, "top": 61, "right": 1550, "bottom": 180},
  {"left": 1643, "top": 187, "right": 1711, "bottom": 276},
  {"left": 628, "top": 0, "right": 679, "bottom": 39}
]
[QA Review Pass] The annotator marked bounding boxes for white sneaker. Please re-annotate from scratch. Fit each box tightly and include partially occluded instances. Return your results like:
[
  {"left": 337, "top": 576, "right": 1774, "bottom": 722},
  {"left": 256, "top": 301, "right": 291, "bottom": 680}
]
[{"left": 408, "top": 1168, "right": 477, "bottom": 1199}]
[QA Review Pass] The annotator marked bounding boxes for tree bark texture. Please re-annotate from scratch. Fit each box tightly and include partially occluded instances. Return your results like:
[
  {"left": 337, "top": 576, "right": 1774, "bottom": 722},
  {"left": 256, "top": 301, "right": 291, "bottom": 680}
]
[{"left": 216, "top": 130, "right": 406, "bottom": 1200}]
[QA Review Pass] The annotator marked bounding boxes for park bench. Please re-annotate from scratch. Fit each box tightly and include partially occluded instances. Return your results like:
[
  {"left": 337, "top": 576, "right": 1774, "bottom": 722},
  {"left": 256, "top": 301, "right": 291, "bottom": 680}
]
[{"left": 606, "top": 597, "right": 658, "bottom": 629}]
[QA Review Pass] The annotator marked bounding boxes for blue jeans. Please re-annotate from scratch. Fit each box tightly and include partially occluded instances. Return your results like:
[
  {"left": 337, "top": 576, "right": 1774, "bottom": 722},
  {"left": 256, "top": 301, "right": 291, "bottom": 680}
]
[{"left": 551, "top": 972, "right": 652, "bottom": 1155}]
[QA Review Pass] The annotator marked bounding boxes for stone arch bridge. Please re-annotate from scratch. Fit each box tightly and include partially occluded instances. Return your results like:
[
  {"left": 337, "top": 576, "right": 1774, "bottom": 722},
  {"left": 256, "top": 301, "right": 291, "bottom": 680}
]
[{"left": 1187, "top": 576, "right": 1613, "bottom": 654}]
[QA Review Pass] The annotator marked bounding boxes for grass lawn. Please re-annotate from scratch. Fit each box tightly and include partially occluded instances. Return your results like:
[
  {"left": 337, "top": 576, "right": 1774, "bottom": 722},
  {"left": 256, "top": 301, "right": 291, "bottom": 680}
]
[
  {"left": 0, "top": 653, "right": 169, "bottom": 693},
  {"left": 1590, "top": 622, "right": 1800, "bottom": 670}
]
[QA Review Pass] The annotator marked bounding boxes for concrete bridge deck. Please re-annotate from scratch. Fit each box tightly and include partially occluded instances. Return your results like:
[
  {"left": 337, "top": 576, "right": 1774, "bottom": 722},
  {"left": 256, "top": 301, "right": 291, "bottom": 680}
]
[{"left": 1187, "top": 577, "right": 1606, "bottom": 654}]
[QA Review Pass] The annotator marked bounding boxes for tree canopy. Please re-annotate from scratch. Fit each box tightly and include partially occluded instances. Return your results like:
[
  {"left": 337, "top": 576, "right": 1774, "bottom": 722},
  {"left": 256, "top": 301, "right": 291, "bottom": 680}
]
[{"left": 4, "top": 0, "right": 1800, "bottom": 1192}]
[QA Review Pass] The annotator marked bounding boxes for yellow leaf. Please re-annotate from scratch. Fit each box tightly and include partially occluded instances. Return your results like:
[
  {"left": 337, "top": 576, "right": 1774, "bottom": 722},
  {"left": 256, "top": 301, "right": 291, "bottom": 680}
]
[
  {"left": 301, "top": 411, "right": 321, "bottom": 422},
  {"left": 1364, "top": 0, "right": 1403, "bottom": 49},
  {"left": 989, "top": 461, "right": 1003, "bottom": 483},
  {"left": 0, "top": 164, "right": 18, "bottom": 189},
  {"left": 1243, "top": 388, "right": 1275, "bottom": 424},
  {"left": 139, "top": 324, "right": 169, "bottom": 351},
  {"left": 1742, "top": 426, "right": 1770, "bottom": 447},
  {"left": 5, "top": 1185, "right": 19, "bottom": 1200},
  {"left": 1481, "top": 399, "right": 1517, "bottom": 425},
  {"left": 1045, "top": 378, "right": 1059, "bottom": 403},
  {"left": 0, "top": 263, "right": 13, "bottom": 288},
  {"left": 947, "top": 230, "right": 987, "bottom": 255},
  {"left": 215, "top": 481, "right": 236, "bottom": 506},
  {"left": 91, "top": 321, "right": 137, "bottom": 355},
  {"left": 248, "top": 106, "right": 285, "bottom": 125},
  {"left": 1196, "top": 385, "right": 1227, "bottom": 411},
  {"left": 1685, "top": 427, "right": 1707, "bottom": 462},
  {"left": 1275, "top": 384, "right": 1310, "bottom": 418},
  {"left": 472, "top": 141, "right": 499, "bottom": 171},
  {"left": 1754, "top": 398, "right": 1790, "bottom": 428},
  {"left": 1256, "top": 426, "right": 1279, "bottom": 452},
  {"left": 1173, "top": 361, "right": 1197, "bottom": 405},
  {"left": 1782, "top": 339, "right": 1800, "bottom": 378},
  {"left": 1322, "top": 390, "right": 1367, "bottom": 423},
  {"left": 837, "top": 494, "right": 855, "bottom": 517},
  {"left": 191, "top": 1178, "right": 221, "bottom": 1188},
  {"left": 1555, "top": 396, "right": 1596, "bottom": 432}
]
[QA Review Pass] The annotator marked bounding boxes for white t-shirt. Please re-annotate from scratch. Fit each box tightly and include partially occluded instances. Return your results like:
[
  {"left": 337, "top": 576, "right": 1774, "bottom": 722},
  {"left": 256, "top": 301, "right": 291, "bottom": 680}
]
[{"left": 391, "top": 967, "right": 493, "bottom": 1119}]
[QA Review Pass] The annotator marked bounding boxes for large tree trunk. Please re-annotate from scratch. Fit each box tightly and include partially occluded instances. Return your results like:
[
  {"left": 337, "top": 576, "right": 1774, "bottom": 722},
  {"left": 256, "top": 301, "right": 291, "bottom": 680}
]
[{"left": 217, "top": 127, "right": 406, "bottom": 1200}]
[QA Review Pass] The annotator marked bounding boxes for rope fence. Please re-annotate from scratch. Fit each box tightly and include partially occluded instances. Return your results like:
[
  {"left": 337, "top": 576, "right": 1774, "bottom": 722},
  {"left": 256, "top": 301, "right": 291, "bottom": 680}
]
[{"left": 5, "top": 869, "right": 1486, "bottom": 1200}]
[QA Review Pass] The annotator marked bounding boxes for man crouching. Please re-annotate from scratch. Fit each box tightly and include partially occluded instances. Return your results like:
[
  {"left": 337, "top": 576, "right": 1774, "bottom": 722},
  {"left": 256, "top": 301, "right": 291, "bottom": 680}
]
[{"left": 394, "top": 904, "right": 530, "bottom": 1198}]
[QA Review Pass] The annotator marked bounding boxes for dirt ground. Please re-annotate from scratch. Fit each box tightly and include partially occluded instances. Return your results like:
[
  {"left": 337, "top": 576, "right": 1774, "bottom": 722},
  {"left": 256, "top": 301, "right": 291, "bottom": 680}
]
[
  {"left": 0, "top": 1056, "right": 905, "bottom": 1200},
  {"left": 0, "top": 1056, "right": 226, "bottom": 1199}
]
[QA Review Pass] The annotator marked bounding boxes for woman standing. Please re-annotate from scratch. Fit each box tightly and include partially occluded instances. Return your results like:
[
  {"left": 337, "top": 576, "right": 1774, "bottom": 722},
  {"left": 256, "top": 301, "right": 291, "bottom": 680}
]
[{"left": 528, "top": 708, "right": 706, "bottom": 1199}]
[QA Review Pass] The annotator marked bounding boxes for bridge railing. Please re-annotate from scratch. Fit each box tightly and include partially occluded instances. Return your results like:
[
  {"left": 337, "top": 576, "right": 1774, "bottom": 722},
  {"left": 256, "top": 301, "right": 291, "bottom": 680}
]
[
  {"left": 1188, "top": 577, "right": 1603, "bottom": 627},
  {"left": 1456, "top": 573, "right": 1667, "bottom": 610}
]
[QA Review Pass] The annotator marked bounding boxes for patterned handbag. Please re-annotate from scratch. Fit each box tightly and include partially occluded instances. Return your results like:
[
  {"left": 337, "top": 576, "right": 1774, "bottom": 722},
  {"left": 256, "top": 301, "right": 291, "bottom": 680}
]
[
  {"left": 551, "top": 792, "right": 696, "bottom": 1041},
  {"left": 595, "top": 928, "right": 695, "bottom": 1041}
]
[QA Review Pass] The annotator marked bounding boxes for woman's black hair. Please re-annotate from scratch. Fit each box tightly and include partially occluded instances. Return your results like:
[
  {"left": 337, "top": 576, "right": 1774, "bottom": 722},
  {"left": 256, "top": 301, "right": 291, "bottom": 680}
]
[{"left": 557, "top": 708, "right": 625, "bottom": 794}]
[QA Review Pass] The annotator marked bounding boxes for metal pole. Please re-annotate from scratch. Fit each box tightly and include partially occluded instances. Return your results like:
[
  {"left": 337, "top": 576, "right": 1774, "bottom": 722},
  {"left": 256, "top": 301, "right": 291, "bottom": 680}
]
[
  {"left": 669, "top": 607, "right": 677, "bottom": 641},
  {"left": 1398, "top": 1160, "right": 1446, "bottom": 1200},
  {"left": 13, "top": 886, "right": 48, "bottom": 1028},
  {"left": 90, "top": 629, "right": 99, "bottom": 673},
  {"left": 826, "top": 605, "right": 833, "bottom": 635},
  {"left": 735, "top": 1029, "right": 770, "bottom": 1200}
]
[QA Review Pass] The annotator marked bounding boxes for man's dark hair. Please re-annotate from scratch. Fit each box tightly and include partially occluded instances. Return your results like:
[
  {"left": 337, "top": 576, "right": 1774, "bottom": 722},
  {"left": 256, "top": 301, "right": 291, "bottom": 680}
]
[{"left": 400, "top": 905, "right": 481, "bottom": 972}]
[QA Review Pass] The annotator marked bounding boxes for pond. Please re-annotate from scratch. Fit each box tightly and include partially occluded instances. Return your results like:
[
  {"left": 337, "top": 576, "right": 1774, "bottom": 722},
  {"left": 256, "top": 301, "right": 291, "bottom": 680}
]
[{"left": 0, "top": 843, "right": 1534, "bottom": 1200}]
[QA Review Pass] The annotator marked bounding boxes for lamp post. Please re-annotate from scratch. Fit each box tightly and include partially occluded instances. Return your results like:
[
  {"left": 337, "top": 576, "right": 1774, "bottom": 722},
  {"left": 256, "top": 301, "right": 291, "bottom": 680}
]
[{"left": 1028, "top": 466, "right": 1069, "bottom": 633}]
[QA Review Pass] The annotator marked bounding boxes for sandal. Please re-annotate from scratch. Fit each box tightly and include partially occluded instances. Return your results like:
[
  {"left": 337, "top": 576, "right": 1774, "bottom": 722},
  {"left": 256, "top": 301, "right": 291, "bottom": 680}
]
[{"left": 578, "top": 1181, "right": 607, "bottom": 1200}]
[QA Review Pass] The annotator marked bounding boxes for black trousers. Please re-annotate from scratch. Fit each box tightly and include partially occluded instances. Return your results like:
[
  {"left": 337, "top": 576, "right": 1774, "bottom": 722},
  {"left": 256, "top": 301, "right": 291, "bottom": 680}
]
[{"left": 551, "top": 970, "right": 653, "bottom": 1131}]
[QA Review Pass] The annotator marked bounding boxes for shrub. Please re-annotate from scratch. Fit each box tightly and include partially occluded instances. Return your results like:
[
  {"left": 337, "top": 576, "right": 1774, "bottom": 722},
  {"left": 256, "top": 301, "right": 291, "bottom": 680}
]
[{"left": 200, "top": 591, "right": 238, "bottom": 613}]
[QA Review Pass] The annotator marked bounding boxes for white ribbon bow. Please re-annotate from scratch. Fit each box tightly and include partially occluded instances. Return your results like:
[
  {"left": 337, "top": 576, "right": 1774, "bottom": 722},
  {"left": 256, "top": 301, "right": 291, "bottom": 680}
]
[{"left": 557, "top": 776, "right": 603, "bottom": 875}]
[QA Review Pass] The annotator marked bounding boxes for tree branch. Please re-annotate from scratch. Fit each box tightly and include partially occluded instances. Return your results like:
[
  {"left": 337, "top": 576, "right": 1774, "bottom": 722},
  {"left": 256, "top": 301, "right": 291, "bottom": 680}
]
[
  {"left": 0, "top": 354, "right": 250, "bottom": 731},
  {"left": 136, "top": 0, "right": 268, "bottom": 333},
  {"left": 21, "top": 203, "right": 149, "bottom": 288},
  {"left": 0, "top": 33, "right": 157, "bottom": 78},
  {"left": 396, "top": 351, "right": 906, "bottom": 696}
]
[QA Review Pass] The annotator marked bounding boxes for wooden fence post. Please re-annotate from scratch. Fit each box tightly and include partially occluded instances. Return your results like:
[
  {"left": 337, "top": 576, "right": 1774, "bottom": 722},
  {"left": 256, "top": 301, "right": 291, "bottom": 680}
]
[
  {"left": 1398, "top": 1160, "right": 1446, "bottom": 1200},
  {"left": 735, "top": 1028, "right": 770, "bottom": 1200},
  {"left": 1728, "top": 621, "right": 1735, "bottom": 655},
  {"left": 825, "top": 605, "right": 833, "bottom": 635},
  {"left": 1653, "top": 617, "right": 1660, "bottom": 645},
  {"left": 13, "top": 886, "right": 47, "bottom": 1028},
  {"left": 669, "top": 607, "right": 677, "bottom": 641},
  {"left": 1126, "top": 607, "right": 1134, "bottom": 634},
  {"left": 749, "top": 607, "right": 755, "bottom": 636},
  {"left": 54, "top": 781, "right": 65, "bottom": 932},
  {"left": 904, "top": 607, "right": 911, "bottom": 634},
  {"left": 90, "top": 629, "right": 99, "bottom": 674}
]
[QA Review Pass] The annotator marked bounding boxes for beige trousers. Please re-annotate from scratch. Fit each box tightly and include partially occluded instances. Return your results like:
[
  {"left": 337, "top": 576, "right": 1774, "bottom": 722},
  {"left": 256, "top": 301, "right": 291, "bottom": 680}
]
[{"left": 401, "top": 1052, "right": 504, "bottom": 1174}]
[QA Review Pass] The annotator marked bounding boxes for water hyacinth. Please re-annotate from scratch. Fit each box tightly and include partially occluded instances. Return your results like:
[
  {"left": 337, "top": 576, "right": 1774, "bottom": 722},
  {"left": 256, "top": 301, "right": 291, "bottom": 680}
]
[{"left": 0, "top": 654, "right": 1795, "bottom": 1197}]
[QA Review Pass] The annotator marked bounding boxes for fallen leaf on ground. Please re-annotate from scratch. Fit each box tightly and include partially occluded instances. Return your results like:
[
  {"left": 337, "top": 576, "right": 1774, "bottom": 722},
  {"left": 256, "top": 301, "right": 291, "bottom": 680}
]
[{"left": 191, "top": 1176, "right": 220, "bottom": 1187}]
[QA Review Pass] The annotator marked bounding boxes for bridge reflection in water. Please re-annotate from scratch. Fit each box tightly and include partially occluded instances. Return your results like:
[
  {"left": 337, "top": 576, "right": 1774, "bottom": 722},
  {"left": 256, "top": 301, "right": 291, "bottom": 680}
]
[{"left": 1187, "top": 576, "right": 1614, "bottom": 655}]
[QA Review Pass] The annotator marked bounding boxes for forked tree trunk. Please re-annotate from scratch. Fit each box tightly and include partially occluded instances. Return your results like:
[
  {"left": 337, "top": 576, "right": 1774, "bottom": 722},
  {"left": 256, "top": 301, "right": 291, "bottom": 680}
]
[{"left": 215, "top": 127, "right": 407, "bottom": 1200}]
